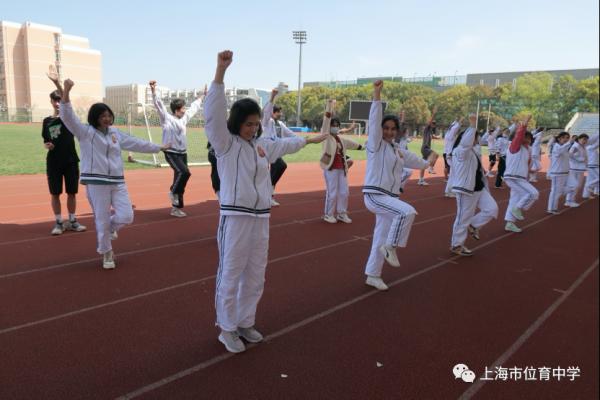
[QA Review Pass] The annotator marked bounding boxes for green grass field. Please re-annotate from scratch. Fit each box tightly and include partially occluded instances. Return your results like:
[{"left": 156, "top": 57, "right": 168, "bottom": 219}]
[{"left": 0, "top": 123, "right": 445, "bottom": 175}]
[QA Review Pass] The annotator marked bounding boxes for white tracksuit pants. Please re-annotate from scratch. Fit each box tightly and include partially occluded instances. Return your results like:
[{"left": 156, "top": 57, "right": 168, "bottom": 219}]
[
  {"left": 504, "top": 178, "right": 539, "bottom": 222},
  {"left": 566, "top": 170, "right": 585, "bottom": 203},
  {"left": 323, "top": 168, "right": 349, "bottom": 216},
  {"left": 583, "top": 167, "right": 599, "bottom": 198},
  {"left": 401, "top": 168, "right": 413, "bottom": 190},
  {"left": 363, "top": 193, "right": 417, "bottom": 277},
  {"left": 215, "top": 215, "right": 269, "bottom": 332},
  {"left": 451, "top": 189, "right": 498, "bottom": 247},
  {"left": 86, "top": 183, "right": 134, "bottom": 254},
  {"left": 547, "top": 174, "right": 568, "bottom": 212}
]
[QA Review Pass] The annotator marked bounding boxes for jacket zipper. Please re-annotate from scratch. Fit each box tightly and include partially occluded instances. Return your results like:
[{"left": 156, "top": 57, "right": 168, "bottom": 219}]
[{"left": 250, "top": 141, "right": 259, "bottom": 211}]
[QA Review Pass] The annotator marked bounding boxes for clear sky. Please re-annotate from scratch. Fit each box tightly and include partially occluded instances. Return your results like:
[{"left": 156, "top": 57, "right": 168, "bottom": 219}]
[{"left": 3, "top": 0, "right": 599, "bottom": 90}]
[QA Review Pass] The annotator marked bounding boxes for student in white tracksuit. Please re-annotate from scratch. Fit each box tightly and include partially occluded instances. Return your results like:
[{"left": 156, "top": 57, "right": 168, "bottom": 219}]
[
  {"left": 565, "top": 134, "right": 589, "bottom": 206},
  {"left": 393, "top": 112, "right": 414, "bottom": 193},
  {"left": 529, "top": 128, "right": 544, "bottom": 182},
  {"left": 503, "top": 116, "right": 539, "bottom": 233},
  {"left": 48, "top": 73, "right": 166, "bottom": 270},
  {"left": 449, "top": 115, "right": 498, "bottom": 255},
  {"left": 443, "top": 118, "right": 463, "bottom": 196},
  {"left": 485, "top": 126, "right": 501, "bottom": 177},
  {"left": 319, "top": 107, "right": 364, "bottom": 223},
  {"left": 547, "top": 132, "right": 573, "bottom": 213},
  {"left": 149, "top": 80, "right": 203, "bottom": 217},
  {"left": 204, "top": 51, "right": 327, "bottom": 353},
  {"left": 362, "top": 80, "right": 429, "bottom": 291},
  {"left": 583, "top": 132, "right": 599, "bottom": 198},
  {"left": 261, "top": 89, "right": 298, "bottom": 206}
]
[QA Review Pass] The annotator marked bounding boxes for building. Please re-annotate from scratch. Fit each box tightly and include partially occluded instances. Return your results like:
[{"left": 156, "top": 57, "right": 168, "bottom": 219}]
[
  {"left": 304, "top": 75, "right": 467, "bottom": 91},
  {"left": 0, "top": 20, "right": 102, "bottom": 122},
  {"left": 466, "top": 68, "right": 599, "bottom": 88}
]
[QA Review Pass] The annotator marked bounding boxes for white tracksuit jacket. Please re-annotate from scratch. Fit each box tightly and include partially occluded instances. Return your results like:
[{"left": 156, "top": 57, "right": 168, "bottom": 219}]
[
  {"left": 204, "top": 82, "right": 307, "bottom": 217},
  {"left": 363, "top": 101, "right": 428, "bottom": 197},
  {"left": 153, "top": 93, "right": 202, "bottom": 154},
  {"left": 59, "top": 101, "right": 161, "bottom": 184}
]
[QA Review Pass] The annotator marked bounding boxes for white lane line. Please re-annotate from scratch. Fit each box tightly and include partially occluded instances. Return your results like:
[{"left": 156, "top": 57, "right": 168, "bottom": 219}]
[
  {"left": 0, "top": 212, "right": 457, "bottom": 334},
  {"left": 458, "top": 259, "right": 599, "bottom": 400},
  {"left": 114, "top": 207, "right": 578, "bottom": 399}
]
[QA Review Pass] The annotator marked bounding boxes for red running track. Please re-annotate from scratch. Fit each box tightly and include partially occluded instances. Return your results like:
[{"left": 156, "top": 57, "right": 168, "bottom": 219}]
[{"left": 0, "top": 160, "right": 597, "bottom": 400}]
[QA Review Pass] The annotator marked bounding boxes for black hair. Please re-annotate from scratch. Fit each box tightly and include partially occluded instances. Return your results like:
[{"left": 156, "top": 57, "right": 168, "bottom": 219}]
[
  {"left": 87, "top": 103, "right": 115, "bottom": 129},
  {"left": 331, "top": 117, "right": 341, "bottom": 127},
  {"left": 227, "top": 98, "right": 263, "bottom": 137},
  {"left": 382, "top": 115, "right": 400, "bottom": 130},
  {"left": 577, "top": 133, "right": 589, "bottom": 141},
  {"left": 170, "top": 98, "right": 186, "bottom": 114},
  {"left": 49, "top": 90, "right": 61, "bottom": 101},
  {"left": 509, "top": 130, "right": 533, "bottom": 142},
  {"left": 273, "top": 105, "right": 282, "bottom": 113},
  {"left": 556, "top": 131, "right": 570, "bottom": 140}
]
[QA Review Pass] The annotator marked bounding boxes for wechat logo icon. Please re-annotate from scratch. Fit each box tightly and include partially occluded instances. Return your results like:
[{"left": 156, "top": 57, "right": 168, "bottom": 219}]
[{"left": 453, "top": 363, "right": 476, "bottom": 383}]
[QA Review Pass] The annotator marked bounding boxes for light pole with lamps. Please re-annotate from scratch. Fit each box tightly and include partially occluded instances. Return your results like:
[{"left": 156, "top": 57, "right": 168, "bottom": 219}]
[{"left": 292, "top": 30, "right": 307, "bottom": 127}]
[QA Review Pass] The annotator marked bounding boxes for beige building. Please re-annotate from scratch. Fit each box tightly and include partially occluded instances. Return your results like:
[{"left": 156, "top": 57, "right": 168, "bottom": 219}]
[{"left": 0, "top": 20, "right": 102, "bottom": 122}]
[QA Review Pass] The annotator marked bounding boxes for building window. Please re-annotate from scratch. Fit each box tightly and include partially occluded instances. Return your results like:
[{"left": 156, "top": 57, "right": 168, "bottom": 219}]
[
  {"left": 495, "top": 79, "right": 500, "bottom": 88},
  {"left": 512, "top": 78, "right": 517, "bottom": 89},
  {"left": 479, "top": 79, "right": 484, "bottom": 86}
]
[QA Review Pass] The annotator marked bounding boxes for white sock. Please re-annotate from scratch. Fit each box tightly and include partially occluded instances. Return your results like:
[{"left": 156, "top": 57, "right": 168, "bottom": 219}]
[
  {"left": 55, "top": 214, "right": 63, "bottom": 223},
  {"left": 69, "top": 213, "right": 76, "bottom": 222}
]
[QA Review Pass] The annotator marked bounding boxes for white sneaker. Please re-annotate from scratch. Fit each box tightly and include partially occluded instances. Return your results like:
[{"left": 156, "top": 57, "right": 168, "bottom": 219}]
[
  {"left": 336, "top": 213, "right": 352, "bottom": 223},
  {"left": 564, "top": 202, "right": 580, "bottom": 208},
  {"left": 170, "top": 207, "right": 187, "bottom": 217},
  {"left": 365, "top": 276, "right": 389, "bottom": 291},
  {"left": 444, "top": 192, "right": 456, "bottom": 198},
  {"left": 511, "top": 207, "right": 524, "bottom": 221},
  {"left": 270, "top": 197, "right": 280, "bottom": 207},
  {"left": 218, "top": 330, "right": 246, "bottom": 353},
  {"left": 417, "top": 180, "right": 429, "bottom": 186},
  {"left": 323, "top": 215, "right": 337, "bottom": 224},
  {"left": 450, "top": 245, "right": 473, "bottom": 256},
  {"left": 110, "top": 230, "right": 118, "bottom": 240},
  {"left": 237, "top": 326, "right": 264, "bottom": 343},
  {"left": 67, "top": 220, "right": 87, "bottom": 232},
  {"left": 505, "top": 222, "right": 522, "bottom": 233},
  {"left": 102, "top": 250, "right": 116, "bottom": 269},
  {"left": 428, "top": 168, "right": 436, "bottom": 174},
  {"left": 379, "top": 245, "right": 400, "bottom": 267},
  {"left": 51, "top": 222, "right": 65, "bottom": 235}
]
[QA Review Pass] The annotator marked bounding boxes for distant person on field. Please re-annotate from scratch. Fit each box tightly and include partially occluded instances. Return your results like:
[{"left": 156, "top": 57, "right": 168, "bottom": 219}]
[{"left": 149, "top": 80, "right": 203, "bottom": 217}]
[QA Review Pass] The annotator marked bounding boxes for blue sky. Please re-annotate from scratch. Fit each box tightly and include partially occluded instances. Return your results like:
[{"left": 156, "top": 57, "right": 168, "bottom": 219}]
[{"left": 3, "top": 0, "right": 599, "bottom": 90}]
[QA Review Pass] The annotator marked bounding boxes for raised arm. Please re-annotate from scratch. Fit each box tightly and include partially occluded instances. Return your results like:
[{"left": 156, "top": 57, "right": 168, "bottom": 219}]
[
  {"left": 149, "top": 80, "right": 168, "bottom": 125},
  {"left": 181, "top": 96, "right": 202, "bottom": 126},
  {"left": 203, "top": 51, "right": 234, "bottom": 155},
  {"left": 457, "top": 114, "right": 478, "bottom": 151},
  {"left": 366, "top": 80, "right": 384, "bottom": 151},
  {"left": 56, "top": 79, "right": 89, "bottom": 140},
  {"left": 509, "top": 115, "right": 532, "bottom": 154},
  {"left": 262, "top": 89, "right": 277, "bottom": 129},
  {"left": 587, "top": 132, "right": 599, "bottom": 150},
  {"left": 320, "top": 99, "right": 334, "bottom": 135}
]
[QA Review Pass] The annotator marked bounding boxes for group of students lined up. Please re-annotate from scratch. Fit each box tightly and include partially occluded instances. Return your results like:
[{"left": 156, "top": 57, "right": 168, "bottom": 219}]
[{"left": 41, "top": 52, "right": 598, "bottom": 354}]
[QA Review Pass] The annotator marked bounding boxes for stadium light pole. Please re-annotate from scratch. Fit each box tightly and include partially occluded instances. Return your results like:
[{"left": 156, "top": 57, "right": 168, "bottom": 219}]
[{"left": 293, "top": 30, "right": 307, "bottom": 127}]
